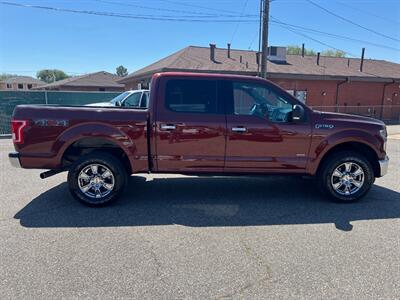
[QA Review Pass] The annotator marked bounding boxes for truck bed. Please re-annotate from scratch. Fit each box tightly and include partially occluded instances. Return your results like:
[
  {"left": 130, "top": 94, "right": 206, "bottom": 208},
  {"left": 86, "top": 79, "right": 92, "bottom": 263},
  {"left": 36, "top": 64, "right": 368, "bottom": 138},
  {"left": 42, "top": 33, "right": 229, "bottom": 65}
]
[{"left": 12, "top": 105, "right": 149, "bottom": 171}]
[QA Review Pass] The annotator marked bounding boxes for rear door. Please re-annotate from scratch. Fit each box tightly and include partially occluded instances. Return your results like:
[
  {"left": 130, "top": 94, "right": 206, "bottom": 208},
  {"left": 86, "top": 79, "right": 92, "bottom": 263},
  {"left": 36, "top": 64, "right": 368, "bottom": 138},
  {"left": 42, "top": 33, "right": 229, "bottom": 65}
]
[{"left": 154, "top": 78, "right": 226, "bottom": 172}]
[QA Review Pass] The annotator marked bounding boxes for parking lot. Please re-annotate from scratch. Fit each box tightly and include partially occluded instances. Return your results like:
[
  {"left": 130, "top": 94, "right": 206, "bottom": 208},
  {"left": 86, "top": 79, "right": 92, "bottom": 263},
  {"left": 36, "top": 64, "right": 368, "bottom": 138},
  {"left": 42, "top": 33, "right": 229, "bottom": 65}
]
[{"left": 0, "top": 133, "right": 399, "bottom": 299}]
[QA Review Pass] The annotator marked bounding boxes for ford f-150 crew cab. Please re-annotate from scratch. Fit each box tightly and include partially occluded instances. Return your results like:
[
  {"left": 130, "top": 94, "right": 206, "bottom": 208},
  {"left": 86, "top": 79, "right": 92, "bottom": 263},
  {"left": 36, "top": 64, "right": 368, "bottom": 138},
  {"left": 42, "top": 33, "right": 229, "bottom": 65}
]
[{"left": 9, "top": 72, "right": 389, "bottom": 206}]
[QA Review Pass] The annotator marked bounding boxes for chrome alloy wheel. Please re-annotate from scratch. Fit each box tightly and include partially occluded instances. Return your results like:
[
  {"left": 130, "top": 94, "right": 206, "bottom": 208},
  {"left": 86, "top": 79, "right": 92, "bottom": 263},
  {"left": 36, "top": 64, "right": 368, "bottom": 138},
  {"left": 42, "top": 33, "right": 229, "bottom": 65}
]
[
  {"left": 78, "top": 164, "right": 115, "bottom": 199},
  {"left": 331, "top": 162, "right": 365, "bottom": 196}
]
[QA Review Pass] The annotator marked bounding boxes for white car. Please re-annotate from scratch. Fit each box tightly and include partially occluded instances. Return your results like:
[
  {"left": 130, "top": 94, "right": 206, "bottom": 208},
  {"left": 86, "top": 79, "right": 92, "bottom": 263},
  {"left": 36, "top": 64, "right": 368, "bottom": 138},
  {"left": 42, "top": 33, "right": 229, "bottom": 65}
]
[{"left": 86, "top": 90, "right": 149, "bottom": 108}]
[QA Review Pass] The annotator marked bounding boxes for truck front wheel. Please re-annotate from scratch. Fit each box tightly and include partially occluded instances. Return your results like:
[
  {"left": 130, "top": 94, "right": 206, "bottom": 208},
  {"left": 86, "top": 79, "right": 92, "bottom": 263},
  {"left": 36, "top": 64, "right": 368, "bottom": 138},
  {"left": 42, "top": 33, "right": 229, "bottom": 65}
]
[
  {"left": 318, "top": 151, "right": 374, "bottom": 202},
  {"left": 67, "top": 152, "right": 127, "bottom": 206}
]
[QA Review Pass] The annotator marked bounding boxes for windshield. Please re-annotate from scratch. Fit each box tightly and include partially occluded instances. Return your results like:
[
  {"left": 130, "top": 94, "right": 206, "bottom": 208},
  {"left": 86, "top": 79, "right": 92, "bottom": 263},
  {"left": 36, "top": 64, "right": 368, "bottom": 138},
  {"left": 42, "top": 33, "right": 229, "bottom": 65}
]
[{"left": 110, "top": 92, "right": 131, "bottom": 105}]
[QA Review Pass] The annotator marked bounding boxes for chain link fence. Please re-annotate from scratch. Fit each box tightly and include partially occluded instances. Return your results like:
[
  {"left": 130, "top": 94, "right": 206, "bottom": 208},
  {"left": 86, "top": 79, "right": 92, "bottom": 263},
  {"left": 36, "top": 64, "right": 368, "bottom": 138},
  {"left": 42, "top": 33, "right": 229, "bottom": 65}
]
[{"left": 0, "top": 91, "right": 120, "bottom": 135}]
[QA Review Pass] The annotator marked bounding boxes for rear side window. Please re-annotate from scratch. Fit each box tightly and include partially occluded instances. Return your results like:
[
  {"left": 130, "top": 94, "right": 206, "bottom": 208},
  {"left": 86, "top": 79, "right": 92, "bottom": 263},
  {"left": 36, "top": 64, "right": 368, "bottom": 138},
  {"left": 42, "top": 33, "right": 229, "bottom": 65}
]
[{"left": 165, "top": 79, "right": 217, "bottom": 113}]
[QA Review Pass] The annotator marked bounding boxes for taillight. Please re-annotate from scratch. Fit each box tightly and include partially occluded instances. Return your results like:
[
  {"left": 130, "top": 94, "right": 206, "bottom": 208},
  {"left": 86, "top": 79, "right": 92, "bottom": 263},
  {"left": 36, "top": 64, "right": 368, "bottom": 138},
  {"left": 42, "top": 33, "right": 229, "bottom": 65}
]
[{"left": 11, "top": 120, "right": 28, "bottom": 144}]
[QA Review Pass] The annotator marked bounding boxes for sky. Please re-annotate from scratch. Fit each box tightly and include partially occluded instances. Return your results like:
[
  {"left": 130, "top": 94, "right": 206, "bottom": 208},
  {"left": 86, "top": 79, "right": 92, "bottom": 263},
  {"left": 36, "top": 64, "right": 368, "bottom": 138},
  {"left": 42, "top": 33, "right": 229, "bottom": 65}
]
[{"left": 0, "top": 0, "right": 399, "bottom": 77}]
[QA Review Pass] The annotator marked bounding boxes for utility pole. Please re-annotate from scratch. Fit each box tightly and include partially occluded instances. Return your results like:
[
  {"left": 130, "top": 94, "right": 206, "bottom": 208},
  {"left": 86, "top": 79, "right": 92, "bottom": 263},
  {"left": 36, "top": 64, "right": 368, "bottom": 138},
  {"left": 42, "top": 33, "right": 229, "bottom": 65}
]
[{"left": 260, "top": 0, "right": 270, "bottom": 78}]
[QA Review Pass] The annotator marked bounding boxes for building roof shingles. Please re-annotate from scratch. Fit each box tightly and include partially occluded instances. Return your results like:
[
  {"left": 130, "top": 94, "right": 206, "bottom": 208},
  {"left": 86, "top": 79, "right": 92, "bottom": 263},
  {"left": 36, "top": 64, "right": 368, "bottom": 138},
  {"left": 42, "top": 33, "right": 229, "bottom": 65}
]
[
  {"left": 119, "top": 46, "right": 400, "bottom": 83},
  {"left": 35, "top": 71, "right": 124, "bottom": 89},
  {"left": 0, "top": 76, "right": 46, "bottom": 85}
]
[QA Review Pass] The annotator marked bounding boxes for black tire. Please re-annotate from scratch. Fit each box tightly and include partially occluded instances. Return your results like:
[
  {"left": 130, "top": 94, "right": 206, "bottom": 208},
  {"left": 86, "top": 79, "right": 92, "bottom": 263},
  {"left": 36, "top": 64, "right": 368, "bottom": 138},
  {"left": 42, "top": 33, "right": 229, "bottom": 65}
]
[
  {"left": 317, "top": 151, "right": 374, "bottom": 202},
  {"left": 68, "top": 151, "right": 127, "bottom": 206}
]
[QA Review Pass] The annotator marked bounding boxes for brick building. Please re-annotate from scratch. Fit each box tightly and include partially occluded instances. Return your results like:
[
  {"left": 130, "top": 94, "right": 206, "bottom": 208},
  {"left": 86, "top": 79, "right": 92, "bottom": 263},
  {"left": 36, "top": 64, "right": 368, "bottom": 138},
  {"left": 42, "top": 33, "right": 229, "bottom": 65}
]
[
  {"left": 118, "top": 45, "right": 400, "bottom": 121},
  {"left": 34, "top": 71, "right": 125, "bottom": 92},
  {"left": 0, "top": 76, "right": 46, "bottom": 90}
]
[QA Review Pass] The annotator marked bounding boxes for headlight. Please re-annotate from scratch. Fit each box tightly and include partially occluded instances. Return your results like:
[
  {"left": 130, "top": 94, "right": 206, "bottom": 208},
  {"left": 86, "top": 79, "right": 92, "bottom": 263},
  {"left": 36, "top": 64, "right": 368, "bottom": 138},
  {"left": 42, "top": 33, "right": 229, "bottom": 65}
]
[
  {"left": 379, "top": 127, "right": 387, "bottom": 140},
  {"left": 380, "top": 127, "right": 387, "bottom": 152}
]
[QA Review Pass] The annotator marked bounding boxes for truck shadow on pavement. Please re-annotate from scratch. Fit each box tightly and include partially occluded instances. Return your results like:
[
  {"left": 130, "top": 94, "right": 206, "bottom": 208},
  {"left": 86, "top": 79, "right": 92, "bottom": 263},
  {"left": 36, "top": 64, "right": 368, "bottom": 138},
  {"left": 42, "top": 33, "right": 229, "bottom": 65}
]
[{"left": 14, "top": 176, "right": 400, "bottom": 231}]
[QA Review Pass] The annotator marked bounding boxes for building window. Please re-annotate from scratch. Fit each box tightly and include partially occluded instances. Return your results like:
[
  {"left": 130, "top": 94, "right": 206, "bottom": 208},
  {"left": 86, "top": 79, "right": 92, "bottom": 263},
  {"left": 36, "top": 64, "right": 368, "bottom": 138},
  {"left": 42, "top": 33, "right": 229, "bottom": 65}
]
[
  {"left": 27, "top": 84, "right": 33, "bottom": 89},
  {"left": 165, "top": 79, "right": 217, "bottom": 114},
  {"left": 18, "top": 83, "right": 24, "bottom": 89},
  {"left": 285, "top": 90, "right": 295, "bottom": 96},
  {"left": 295, "top": 90, "right": 307, "bottom": 103},
  {"left": 285, "top": 90, "right": 307, "bottom": 103},
  {"left": 99, "top": 88, "right": 105, "bottom": 91},
  {"left": 6, "top": 83, "right": 12, "bottom": 89}
]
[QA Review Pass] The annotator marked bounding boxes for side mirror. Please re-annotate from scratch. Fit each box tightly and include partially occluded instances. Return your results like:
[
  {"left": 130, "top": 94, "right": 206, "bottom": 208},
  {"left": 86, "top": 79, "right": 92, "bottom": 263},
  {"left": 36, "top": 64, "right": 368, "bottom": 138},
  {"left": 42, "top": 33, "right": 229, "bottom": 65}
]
[
  {"left": 115, "top": 101, "right": 121, "bottom": 107},
  {"left": 292, "top": 104, "right": 305, "bottom": 123}
]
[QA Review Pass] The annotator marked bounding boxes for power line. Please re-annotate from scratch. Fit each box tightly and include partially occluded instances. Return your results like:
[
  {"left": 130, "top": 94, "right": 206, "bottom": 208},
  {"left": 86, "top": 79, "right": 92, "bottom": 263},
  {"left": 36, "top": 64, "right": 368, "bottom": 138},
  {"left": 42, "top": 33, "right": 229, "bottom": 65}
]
[
  {"left": 248, "top": 31, "right": 259, "bottom": 50},
  {"left": 158, "top": 0, "right": 247, "bottom": 15},
  {"left": 0, "top": 1, "right": 258, "bottom": 23},
  {"left": 306, "top": 0, "right": 400, "bottom": 43},
  {"left": 270, "top": 17, "right": 400, "bottom": 52},
  {"left": 272, "top": 22, "right": 358, "bottom": 57},
  {"left": 338, "top": 1, "right": 400, "bottom": 26},
  {"left": 159, "top": 0, "right": 276, "bottom": 16},
  {"left": 3, "top": 0, "right": 396, "bottom": 56},
  {"left": 230, "top": 0, "right": 250, "bottom": 44},
  {"left": 91, "top": 0, "right": 257, "bottom": 18}
]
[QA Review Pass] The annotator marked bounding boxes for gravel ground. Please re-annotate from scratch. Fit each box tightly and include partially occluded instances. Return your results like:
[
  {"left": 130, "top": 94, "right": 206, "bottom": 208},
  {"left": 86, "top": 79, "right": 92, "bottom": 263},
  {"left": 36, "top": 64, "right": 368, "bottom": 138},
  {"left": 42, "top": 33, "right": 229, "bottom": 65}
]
[{"left": 0, "top": 137, "right": 399, "bottom": 299}]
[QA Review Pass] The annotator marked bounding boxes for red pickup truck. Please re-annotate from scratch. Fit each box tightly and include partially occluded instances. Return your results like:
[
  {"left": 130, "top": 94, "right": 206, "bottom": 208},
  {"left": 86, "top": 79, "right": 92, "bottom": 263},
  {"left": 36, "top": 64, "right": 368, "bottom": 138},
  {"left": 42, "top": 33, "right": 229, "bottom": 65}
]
[{"left": 9, "top": 72, "right": 389, "bottom": 206}]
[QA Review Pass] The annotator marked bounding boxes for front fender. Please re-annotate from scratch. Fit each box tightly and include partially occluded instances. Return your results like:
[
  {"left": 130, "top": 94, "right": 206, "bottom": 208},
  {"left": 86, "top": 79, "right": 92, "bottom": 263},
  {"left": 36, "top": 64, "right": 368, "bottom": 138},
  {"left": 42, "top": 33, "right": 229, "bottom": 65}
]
[{"left": 307, "top": 129, "right": 381, "bottom": 175}]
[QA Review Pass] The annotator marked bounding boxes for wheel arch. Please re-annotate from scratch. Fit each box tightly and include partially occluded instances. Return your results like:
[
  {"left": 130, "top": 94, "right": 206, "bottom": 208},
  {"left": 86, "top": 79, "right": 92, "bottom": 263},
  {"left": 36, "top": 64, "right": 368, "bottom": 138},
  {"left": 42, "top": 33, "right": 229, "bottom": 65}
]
[
  {"left": 54, "top": 123, "right": 136, "bottom": 174},
  {"left": 316, "top": 141, "right": 380, "bottom": 177},
  {"left": 61, "top": 136, "right": 133, "bottom": 174}
]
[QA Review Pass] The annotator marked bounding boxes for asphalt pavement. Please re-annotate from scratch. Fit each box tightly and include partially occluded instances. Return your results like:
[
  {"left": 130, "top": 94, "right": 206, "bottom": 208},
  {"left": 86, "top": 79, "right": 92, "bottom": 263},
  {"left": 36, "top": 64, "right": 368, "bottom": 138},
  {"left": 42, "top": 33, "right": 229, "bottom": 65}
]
[{"left": 0, "top": 135, "right": 399, "bottom": 299}]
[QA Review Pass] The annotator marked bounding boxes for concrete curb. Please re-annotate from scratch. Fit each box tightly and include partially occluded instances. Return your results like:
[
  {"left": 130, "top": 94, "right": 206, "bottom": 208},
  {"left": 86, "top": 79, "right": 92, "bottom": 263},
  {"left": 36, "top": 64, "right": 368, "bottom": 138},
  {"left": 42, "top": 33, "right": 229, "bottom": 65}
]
[{"left": 0, "top": 134, "right": 12, "bottom": 139}]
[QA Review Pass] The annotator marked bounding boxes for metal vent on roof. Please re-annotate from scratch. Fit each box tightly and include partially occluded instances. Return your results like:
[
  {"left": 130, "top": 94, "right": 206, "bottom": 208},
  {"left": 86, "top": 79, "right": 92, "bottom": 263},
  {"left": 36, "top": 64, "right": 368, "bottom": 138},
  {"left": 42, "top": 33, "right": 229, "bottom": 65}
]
[{"left": 267, "top": 46, "right": 287, "bottom": 63}]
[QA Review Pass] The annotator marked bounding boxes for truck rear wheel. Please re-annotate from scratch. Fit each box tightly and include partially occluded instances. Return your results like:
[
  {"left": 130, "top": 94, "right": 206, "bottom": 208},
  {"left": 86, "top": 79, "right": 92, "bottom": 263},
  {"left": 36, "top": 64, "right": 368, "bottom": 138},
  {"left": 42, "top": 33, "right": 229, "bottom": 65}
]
[
  {"left": 317, "top": 151, "right": 374, "bottom": 202},
  {"left": 68, "top": 152, "right": 127, "bottom": 206}
]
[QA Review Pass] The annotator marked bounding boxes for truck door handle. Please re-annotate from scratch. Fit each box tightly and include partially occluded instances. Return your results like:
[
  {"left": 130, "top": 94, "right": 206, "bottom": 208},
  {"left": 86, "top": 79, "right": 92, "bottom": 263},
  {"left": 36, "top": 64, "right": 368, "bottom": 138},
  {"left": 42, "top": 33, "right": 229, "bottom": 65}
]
[
  {"left": 160, "top": 124, "right": 176, "bottom": 131},
  {"left": 231, "top": 127, "right": 247, "bottom": 133}
]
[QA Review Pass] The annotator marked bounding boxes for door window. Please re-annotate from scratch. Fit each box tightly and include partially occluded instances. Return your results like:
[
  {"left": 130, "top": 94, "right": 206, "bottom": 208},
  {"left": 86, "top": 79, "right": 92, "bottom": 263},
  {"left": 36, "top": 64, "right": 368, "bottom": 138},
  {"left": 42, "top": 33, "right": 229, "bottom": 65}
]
[
  {"left": 123, "top": 92, "right": 142, "bottom": 107},
  {"left": 165, "top": 79, "right": 217, "bottom": 113},
  {"left": 233, "top": 82, "right": 293, "bottom": 123}
]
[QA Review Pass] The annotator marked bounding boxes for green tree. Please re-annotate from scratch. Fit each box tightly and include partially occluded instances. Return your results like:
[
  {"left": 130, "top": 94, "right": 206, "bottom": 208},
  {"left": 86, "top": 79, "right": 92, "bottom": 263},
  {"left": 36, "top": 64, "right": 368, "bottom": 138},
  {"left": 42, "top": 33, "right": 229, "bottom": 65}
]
[
  {"left": 116, "top": 65, "right": 128, "bottom": 77},
  {"left": 36, "top": 69, "right": 69, "bottom": 83},
  {"left": 0, "top": 73, "right": 17, "bottom": 80},
  {"left": 321, "top": 49, "right": 346, "bottom": 57},
  {"left": 287, "top": 45, "right": 316, "bottom": 56},
  {"left": 287, "top": 45, "right": 346, "bottom": 57}
]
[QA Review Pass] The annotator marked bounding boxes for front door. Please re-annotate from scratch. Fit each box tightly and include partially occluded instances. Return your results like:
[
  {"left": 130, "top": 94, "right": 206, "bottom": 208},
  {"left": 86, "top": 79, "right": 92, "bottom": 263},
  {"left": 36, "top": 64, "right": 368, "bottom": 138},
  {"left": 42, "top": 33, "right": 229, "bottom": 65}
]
[
  {"left": 155, "top": 78, "right": 226, "bottom": 173},
  {"left": 225, "top": 81, "right": 312, "bottom": 173}
]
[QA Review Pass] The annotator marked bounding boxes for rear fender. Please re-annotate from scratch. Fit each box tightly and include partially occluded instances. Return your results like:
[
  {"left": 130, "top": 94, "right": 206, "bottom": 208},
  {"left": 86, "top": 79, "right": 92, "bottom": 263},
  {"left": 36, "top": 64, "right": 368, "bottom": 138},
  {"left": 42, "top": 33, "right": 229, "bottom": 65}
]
[{"left": 53, "top": 122, "right": 136, "bottom": 170}]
